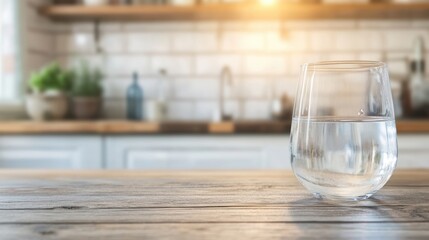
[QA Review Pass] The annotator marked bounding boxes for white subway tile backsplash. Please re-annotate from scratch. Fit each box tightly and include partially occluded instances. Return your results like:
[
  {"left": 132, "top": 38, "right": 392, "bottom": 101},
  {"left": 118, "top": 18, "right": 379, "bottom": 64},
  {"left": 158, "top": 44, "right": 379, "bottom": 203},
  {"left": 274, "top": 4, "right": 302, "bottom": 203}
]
[
  {"left": 167, "top": 101, "right": 195, "bottom": 120},
  {"left": 358, "top": 20, "right": 411, "bottom": 29},
  {"left": 102, "top": 80, "right": 124, "bottom": 99},
  {"left": 100, "top": 22, "right": 123, "bottom": 32},
  {"left": 195, "top": 54, "right": 241, "bottom": 75},
  {"left": 27, "top": 32, "right": 54, "bottom": 54},
  {"left": 309, "top": 31, "right": 334, "bottom": 51},
  {"left": 334, "top": 30, "right": 383, "bottom": 51},
  {"left": 40, "top": 16, "right": 429, "bottom": 121},
  {"left": 127, "top": 32, "right": 171, "bottom": 52},
  {"left": 323, "top": 52, "right": 357, "bottom": 61},
  {"left": 220, "top": 21, "right": 247, "bottom": 31},
  {"left": 171, "top": 32, "right": 195, "bottom": 52},
  {"left": 384, "top": 30, "right": 429, "bottom": 51},
  {"left": 388, "top": 61, "right": 409, "bottom": 79},
  {"left": 105, "top": 55, "right": 150, "bottom": 77},
  {"left": 150, "top": 55, "right": 193, "bottom": 75},
  {"left": 243, "top": 100, "right": 270, "bottom": 120},
  {"left": 70, "top": 23, "right": 95, "bottom": 32},
  {"left": 288, "top": 53, "right": 324, "bottom": 75},
  {"left": 100, "top": 33, "right": 125, "bottom": 53},
  {"left": 357, "top": 52, "right": 383, "bottom": 61},
  {"left": 172, "top": 78, "right": 219, "bottom": 100},
  {"left": 224, "top": 78, "right": 238, "bottom": 100},
  {"left": 426, "top": 54, "right": 429, "bottom": 76},
  {"left": 105, "top": 99, "right": 206, "bottom": 120},
  {"left": 273, "top": 78, "right": 299, "bottom": 99},
  {"left": 27, "top": 0, "right": 51, "bottom": 7},
  {"left": 358, "top": 30, "right": 384, "bottom": 50},
  {"left": 140, "top": 79, "right": 167, "bottom": 100},
  {"left": 194, "top": 101, "right": 218, "bottom": 121},
  {"left": 51, "top": 23, "right": 72, "bottom": 34},
  {"left": 283, "top": 20, "right": 314, "bottom": 30},
  {"left": 102, "top": 100, "right": 126, "bottom": 119},
  {"left": 411, "top": 20, "right": 429, "bottom": 28},
  {"left": 284, "top": 20, "right": 355, "bottom": 30},
  {"left": 53, "top": 23, "right": 95, "bottom": 33},
  {"left": 55, "top": 33, "right": 95, "bottom": 54},
  {"left": 25, "top": 3, "right": 54, "bottom": 32},
  {"left": 246, "top": 21, "right": 280, "bottom": 31},
  {"left": 243, "top": 55, "right": 288, "bottom": 75},
  {"left": 26, "top": 53, "right": 54, "bottom": 78},
  {"left": 57, "top": 55, "right": 103, "bottom": 70},
  {"left": 386, "top": 52, "right": 409, "bottom": 77},
  {"left": 236, "top": 78, "right": 271, "bottom": 99},
  {"left": 195, "top": 21, "right": 219, "bottom": 31},
  {"left": 266, "top": 30, "right": 308, "bottom": 52},
  {"left": 55, "top": 34, "right": 69, "bottom": 53},
  {"left": 224, "top": 100, "right": 242, "bottom": 120},
  {"left": 221, "top": 31, "right": 266, "bottom": 51},
  {"left": 172, "top": 32, "right": 218, "bottom": 52},
  {"left": 194, "top": 32, "right": 218, "bottom": 52},
  {"left": 312, "top": 20, "right": 356, "bottom": 29}
]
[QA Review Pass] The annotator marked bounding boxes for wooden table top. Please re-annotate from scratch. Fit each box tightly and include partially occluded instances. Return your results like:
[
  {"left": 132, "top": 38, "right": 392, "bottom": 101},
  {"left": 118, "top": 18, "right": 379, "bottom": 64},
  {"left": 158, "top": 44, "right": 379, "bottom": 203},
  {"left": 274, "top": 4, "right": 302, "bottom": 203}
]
[{"left": 0, "top": 170, "right": 428, "bottom": 239}]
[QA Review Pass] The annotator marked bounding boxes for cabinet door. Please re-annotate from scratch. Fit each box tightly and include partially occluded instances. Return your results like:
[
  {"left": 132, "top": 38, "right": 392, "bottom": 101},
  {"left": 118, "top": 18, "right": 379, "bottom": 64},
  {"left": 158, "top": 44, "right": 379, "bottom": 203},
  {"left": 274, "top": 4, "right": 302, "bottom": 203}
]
[
  {"left": 397, "top": 135, "right": 429, "bottom": 168},
  {"left": 106, "top": 135, "right": 291, "bottom": 170},
  {"left": 0, "top": 136, "right": 102, "bottom": 169}
]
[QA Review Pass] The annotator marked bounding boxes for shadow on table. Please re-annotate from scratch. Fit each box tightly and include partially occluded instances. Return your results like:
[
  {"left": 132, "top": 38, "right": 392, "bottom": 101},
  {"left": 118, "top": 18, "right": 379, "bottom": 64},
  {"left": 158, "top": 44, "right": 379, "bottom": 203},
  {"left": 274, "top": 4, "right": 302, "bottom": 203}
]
[{"left": 285, "top": 197, "right": 399, "bottom": 238}]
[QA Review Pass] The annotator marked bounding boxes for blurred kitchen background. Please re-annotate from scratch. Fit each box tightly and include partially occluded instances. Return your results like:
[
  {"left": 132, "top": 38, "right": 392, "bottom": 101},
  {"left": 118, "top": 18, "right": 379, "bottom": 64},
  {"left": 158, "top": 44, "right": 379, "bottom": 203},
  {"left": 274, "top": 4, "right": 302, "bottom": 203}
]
[{"left": 0, "top": 0, "right": 428, "bottom": 170}]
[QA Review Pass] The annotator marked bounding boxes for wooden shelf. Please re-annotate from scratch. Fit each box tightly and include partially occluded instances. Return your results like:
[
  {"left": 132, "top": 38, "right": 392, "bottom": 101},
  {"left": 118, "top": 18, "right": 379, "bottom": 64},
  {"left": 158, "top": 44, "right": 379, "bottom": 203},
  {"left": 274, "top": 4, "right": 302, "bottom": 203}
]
[
  {"left": 40, "top": 3, "right": 429, "bottom": 21},
  {"left": 0, "top": 120, "right": 289, "bottom": 134},
  {"left": 0, "top": 120, "right": 426, "bottom": 134}
]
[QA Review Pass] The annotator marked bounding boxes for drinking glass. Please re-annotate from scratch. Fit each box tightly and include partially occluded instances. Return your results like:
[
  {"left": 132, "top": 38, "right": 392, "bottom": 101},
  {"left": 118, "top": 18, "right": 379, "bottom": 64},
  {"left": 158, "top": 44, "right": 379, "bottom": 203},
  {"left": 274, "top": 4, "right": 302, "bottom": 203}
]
[{"left": 290, "top": 61, "right": 398, "bottom": 201}]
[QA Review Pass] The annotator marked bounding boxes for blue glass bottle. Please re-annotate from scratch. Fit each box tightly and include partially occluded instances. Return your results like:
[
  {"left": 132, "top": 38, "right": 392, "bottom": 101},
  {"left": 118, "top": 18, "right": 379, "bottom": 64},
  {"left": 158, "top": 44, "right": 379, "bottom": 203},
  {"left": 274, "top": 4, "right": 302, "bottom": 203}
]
[{"left": 127, "top": 72, "right": 143, "bottom": 120}]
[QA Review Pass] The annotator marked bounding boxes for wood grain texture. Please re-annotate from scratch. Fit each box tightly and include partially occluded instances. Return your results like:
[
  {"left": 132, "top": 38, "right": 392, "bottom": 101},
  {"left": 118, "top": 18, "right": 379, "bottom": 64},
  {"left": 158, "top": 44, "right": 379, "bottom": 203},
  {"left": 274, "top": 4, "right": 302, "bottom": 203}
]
[
  {"left": 0, "top": 170, "right": 428, "bottom": 239},
  {"left": 208, "top": 122, "right": 234, "bottom": 133},
  {"left": 0, "top": 120, "right": 425, "bottom": 134},
  {"left": 396, "top": 120, "right": 429, "bottom": 134},
  {"left": 2, "top": 223, "right": 429, "bottom": 240},
  {"left": 0, "top": 120, "right": 290, "bottom": 134},
  {"left": 0, "top": 120, "right": 160, "bottom": 134},
  {"left": 40, "top": 3, "right": 429, "bottom": 22}
]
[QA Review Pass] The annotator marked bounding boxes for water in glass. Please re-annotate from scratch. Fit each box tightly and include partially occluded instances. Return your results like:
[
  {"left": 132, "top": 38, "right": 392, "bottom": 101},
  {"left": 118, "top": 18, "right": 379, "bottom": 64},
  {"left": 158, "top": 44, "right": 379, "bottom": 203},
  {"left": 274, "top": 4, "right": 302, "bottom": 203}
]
[{"left": 290, "top": 61, "right": 398, "bottom": 201}]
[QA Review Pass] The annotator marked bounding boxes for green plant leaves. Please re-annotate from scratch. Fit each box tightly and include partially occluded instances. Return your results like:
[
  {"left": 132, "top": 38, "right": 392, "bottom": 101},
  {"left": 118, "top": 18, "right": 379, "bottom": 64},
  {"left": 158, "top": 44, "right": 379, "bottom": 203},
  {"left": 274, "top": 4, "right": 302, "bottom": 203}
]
[
  {"left": 29, "top": 61, "right": 103, "bottom": 97},
  {"left": 29, "top": 63, "right": 74, "bottom": 92},
  {"left": 72, "top": 61, "right": 103, "bottom": 97}
]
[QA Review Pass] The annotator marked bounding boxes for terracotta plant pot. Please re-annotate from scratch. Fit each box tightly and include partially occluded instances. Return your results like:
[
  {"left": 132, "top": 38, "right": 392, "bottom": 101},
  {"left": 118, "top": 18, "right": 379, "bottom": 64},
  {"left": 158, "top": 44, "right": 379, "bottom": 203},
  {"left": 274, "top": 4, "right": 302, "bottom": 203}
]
[
  {"left": 72, "top": 96, "right": 102, "bottom": 119},
  {"left": 26, "top": 92, "right": 68, "bottom": 121}
]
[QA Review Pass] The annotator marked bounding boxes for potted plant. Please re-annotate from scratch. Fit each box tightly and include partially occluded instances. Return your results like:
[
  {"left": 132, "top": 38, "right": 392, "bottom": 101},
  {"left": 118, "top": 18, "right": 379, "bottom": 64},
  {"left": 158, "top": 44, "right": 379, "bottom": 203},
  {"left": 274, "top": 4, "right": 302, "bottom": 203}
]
[
  {"left": 72, "top": 62, "right": 103, "bottom": 119},
  {"left": 26, "top": 63, "right": 73, "bottom": 121}
]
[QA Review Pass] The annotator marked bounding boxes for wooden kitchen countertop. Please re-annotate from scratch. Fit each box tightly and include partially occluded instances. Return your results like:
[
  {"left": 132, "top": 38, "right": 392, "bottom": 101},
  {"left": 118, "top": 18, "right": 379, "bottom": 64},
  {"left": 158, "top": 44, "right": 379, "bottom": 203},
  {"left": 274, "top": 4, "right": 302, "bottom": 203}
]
[
  {"left": 0, "top": 170, "right": 428, "bottom": 239},
  {"left": 0, "top": 119, "right": 427, "bottom": 134}
]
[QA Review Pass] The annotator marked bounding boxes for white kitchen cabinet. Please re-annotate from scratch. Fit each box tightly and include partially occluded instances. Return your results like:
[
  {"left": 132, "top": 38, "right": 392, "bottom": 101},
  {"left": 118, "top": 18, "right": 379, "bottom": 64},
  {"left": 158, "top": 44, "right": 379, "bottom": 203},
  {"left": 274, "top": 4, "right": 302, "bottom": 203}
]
[
  {"left": 105, "top": 135, "right": 291, "bottom": 170},
  {"left": 397, "top": 135, "right": 429, "bottom": 168},
  {"left": 106, "top": 134, "right": 429, "bottom": 170},
  {"left": 0, "top": 136, "right": 102, "bottom": 169},
  {"left": 0, "top": 134, "right": 426, "bottom": 170}
]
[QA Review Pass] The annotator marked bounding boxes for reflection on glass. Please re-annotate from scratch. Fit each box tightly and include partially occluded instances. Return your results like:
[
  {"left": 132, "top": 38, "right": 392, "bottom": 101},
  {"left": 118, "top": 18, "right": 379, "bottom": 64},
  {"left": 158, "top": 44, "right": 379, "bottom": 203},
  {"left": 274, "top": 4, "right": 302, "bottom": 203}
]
[{"left": 290, "top": 61, "right": 398, "bottom": 201}]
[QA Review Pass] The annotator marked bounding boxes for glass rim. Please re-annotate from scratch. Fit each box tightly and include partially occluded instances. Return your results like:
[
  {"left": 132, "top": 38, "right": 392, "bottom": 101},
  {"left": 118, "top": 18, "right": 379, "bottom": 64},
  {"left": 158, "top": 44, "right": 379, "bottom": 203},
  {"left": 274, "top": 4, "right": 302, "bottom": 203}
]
[{"left": 302, "top": 60, "right": 386, "bottom": 71}]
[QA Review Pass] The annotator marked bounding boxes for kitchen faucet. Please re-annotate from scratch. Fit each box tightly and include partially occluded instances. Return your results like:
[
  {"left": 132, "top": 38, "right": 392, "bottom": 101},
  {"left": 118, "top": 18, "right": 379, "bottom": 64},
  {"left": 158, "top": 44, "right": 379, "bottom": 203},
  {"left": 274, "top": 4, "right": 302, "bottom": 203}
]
[{"left": 216, "top": 66, "right": 233, "bottom": 122}]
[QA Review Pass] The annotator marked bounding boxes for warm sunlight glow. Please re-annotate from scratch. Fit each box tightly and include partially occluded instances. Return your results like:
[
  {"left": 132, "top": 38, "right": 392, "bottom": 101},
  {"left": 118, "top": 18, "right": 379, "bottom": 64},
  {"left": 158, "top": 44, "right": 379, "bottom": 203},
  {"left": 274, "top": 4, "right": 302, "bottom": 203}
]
[{"left": 259, "top": 0, "right": 277, "bottom": 6}]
